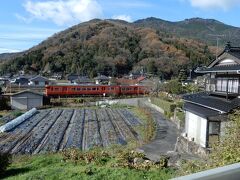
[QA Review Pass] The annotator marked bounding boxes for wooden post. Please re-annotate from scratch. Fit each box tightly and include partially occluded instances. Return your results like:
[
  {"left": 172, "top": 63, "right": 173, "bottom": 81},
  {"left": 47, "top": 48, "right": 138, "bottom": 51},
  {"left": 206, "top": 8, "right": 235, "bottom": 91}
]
[{"left": 226, "top": 79, "right": 229, "bottom": 100}]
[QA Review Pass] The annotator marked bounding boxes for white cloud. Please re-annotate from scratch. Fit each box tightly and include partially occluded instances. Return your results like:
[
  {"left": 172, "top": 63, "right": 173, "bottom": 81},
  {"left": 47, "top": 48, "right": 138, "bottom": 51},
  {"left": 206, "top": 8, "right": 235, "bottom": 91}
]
[
  {"left": 111, "top": 2, "right": 153, "bottom": 8},
  {"left": 112, "top": 15, "right": 132, "bottom": 22},
  {"left": 15, "top": 13, "right": 33, "bottom": 24},
  {"left": 187, "top": 0, "right": 240, "bottom": 10},
  {"left": 0, "top": 48, "right": 21, "bottom": 54},
  {"left": 22, "top": 0, "right": 103, "bottom": 26}
]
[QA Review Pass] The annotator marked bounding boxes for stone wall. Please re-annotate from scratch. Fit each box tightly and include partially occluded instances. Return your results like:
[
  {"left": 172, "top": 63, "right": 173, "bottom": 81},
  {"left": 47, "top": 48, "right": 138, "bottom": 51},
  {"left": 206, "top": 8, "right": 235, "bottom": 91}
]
[{"left": 176, "top": 136, "right": 210, "bottom": 158}]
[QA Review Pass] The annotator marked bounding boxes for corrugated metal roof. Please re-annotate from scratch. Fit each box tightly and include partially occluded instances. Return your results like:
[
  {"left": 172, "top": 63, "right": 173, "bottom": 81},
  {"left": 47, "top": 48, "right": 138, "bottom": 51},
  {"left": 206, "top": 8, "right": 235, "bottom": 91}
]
[
  {"left": 11, "top": 90, "right": 44, "bottom": 97},
  {"left": 184, "top": 102, "right": 221, "bottom": 118},
  {"left": 183, "top": 92, "right": 240, "bottom": 113}
]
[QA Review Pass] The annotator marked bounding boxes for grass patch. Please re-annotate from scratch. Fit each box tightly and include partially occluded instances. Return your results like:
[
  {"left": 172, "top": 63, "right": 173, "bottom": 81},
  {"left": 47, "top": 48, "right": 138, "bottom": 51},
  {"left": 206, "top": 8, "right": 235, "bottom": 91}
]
[
  {"left": 1, "top": 148, "right": 175, "bottom": 180},
  {"left": 131, "top": 107, "right": 156, "bottom": 142},
  {"left": 150, "top": 97, "right": 176, "bottom": 113},
  {"left": 176, "top": 111, "right": 185, "bottom": 122}
]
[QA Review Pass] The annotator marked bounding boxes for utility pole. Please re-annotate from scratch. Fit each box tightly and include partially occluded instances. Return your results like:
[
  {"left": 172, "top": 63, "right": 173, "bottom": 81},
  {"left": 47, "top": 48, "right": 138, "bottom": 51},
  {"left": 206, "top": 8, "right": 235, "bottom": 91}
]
[{"left": 208, "top": 34, "right": 225, "bottom": 59}]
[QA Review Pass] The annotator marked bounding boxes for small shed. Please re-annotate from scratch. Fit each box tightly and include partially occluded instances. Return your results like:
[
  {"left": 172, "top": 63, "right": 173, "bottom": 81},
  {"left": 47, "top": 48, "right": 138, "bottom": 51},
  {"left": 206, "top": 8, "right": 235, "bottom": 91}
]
[{"left": 11, "top": 90, "right": 44, "bottom": 110}]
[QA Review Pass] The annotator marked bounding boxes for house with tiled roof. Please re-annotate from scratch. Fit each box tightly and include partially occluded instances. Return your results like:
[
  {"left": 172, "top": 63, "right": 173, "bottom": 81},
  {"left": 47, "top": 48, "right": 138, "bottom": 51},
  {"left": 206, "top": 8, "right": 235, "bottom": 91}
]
[
  {"left": 182, "top": 42, "right": 240, "bottom": 153},
  {"left": 28, "top": 75, "right": 51, "bottom": 86}
]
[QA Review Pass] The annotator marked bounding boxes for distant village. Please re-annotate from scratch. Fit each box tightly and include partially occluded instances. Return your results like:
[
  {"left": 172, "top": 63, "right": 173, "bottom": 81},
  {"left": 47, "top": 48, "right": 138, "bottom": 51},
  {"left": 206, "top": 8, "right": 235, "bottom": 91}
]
[{"left": 0, "top": 42, "right": 240, "bottom": 176}]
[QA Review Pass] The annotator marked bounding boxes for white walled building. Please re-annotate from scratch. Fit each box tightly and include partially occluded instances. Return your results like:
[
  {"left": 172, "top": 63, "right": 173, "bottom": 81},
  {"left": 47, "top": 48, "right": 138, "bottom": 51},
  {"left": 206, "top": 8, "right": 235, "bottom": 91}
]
[{"left": 183, "top": 43, "right": 240, "bottom": 150}]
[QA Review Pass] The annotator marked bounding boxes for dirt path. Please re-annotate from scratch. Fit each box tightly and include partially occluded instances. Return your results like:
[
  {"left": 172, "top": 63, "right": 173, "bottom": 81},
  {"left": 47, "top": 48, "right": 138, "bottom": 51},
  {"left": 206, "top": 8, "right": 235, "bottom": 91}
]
[{"left": 137, "top": 107, "right": 179, "bottom": 161}]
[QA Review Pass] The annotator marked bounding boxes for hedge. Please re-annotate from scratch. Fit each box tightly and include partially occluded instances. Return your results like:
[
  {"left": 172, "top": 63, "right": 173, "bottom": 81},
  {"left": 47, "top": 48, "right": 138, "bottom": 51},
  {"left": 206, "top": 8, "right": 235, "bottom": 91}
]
[{"left": 150, "top": 97, "right": 176, "bottom": 113}]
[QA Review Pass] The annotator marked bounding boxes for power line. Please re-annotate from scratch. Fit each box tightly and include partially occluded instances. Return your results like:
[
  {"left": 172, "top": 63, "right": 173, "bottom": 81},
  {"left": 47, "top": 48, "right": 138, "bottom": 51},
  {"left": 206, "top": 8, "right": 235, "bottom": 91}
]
[{"left": 208, "top": 34, "right": 226, "bottom": 59}]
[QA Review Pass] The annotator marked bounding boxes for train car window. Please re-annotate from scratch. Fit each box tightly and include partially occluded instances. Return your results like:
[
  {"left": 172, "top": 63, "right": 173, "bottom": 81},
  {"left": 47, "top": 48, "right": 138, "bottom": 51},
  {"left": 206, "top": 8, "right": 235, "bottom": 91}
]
[
  {"left": 54, "top": 88, "right": 59, "bottom": 91},
  {"left": 63, "top": 88, "right": 67, "bottom": 91},
  {"left": 102, "top": 87, "right": 105, "bottom": 90},
  {"left": 82, "top": 88, "right": 86, "bottom": 91},
  {"left": 87, "top": 88, "right": 91, "bottom": 91},
  {"left": 108, "top": 87, "right": 111, "bottom": 90},
  {"left": 77, "top": 88, "right": 81, "bottom": 91},
  {"left": 51, "top": 87, "right": 53, "bottom": 91},
  {"left": 72, "top": 88, "right": 76, "bottom": 91},
  {"left": 92, "top": 88, "right": 96, "bottom": 91},
  {"left": 122, "top": 88, "right": 125, "bottom": 91},
  {"left": 111, "top": 87, "right": 114, "bottom": 90},
  {"left": 97, "top": 88, "right": 99, "bottom": 90},
  {"left": 134, "top": 87, "right": 137, "bottom": 90}
]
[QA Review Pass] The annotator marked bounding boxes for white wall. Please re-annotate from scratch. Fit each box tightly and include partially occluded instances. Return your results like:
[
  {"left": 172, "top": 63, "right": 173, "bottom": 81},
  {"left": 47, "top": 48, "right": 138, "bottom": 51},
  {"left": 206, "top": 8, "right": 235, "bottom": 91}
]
[{"left": 185, "top": 111, "right": 207, "bottom": 148}]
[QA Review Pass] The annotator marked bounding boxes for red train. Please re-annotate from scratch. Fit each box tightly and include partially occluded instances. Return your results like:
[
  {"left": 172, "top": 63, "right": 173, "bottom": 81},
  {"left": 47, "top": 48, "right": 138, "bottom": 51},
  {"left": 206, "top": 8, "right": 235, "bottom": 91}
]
[{"left": 45, "top": 84, "right": 149, "bottom": 97}]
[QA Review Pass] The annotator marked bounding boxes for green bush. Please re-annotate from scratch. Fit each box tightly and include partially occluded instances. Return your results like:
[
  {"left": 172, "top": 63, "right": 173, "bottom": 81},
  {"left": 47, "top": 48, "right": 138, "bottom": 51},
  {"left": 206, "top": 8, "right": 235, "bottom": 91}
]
[
  {"left": 12, "top": 111, "right": 23, "bottom": 117},
  {"left": 74, "top": 98, "right": 85, "bottom": 104},
  {"left": 0, "top": 98, "right": 9, "bottom": 110},
  {"left": 161, "top": 79, "right": 185, "bottom": 95},
  {"left": 151, "top": 98, "right": 176, "bottom": 113},
  {"left": 0, "top": 153, "right": 12, "bottom": 175}
]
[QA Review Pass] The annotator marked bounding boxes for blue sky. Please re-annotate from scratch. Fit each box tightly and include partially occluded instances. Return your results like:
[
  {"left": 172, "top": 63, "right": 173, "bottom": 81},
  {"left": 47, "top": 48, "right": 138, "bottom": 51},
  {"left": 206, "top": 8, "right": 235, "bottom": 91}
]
[{"left": 1, "top": 0, "right": 240, "bottom": 54}]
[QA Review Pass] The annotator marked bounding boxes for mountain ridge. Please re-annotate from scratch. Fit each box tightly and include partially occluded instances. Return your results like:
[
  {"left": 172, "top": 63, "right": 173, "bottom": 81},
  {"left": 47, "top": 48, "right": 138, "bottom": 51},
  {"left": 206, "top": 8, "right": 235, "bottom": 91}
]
[{"left": 1, "top": 17, "right": 239, "bottom": 78}]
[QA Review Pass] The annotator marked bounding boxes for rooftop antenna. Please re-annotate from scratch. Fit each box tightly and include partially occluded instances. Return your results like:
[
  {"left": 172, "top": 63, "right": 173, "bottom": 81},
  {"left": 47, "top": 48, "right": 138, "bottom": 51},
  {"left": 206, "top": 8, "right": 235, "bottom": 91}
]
[{"left": 208, "top": 34, "right": 225, "bottom": 59}]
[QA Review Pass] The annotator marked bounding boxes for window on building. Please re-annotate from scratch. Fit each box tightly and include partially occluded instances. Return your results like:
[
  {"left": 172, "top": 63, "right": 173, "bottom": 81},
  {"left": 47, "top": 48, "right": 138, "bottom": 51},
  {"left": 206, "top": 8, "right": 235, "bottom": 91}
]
[
  {"left": 208, "top": 121, "right": 220, "bottom": 147},
  {"left": 216, "top": 78, "right": 239, "bottom": 93}
]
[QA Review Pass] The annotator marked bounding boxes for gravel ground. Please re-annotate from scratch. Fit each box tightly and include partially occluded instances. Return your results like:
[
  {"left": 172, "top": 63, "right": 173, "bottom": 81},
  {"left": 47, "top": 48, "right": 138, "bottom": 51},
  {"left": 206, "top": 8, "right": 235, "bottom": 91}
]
[{"left": 137, "top": 108, "right": 179, "bottom": 161}]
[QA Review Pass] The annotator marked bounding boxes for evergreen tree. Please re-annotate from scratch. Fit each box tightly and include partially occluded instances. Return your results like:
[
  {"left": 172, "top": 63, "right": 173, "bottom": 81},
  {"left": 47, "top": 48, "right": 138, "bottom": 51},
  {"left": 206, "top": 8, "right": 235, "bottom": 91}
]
[{"left": 178, "top": 69, "right": 187, "bottom": 82}]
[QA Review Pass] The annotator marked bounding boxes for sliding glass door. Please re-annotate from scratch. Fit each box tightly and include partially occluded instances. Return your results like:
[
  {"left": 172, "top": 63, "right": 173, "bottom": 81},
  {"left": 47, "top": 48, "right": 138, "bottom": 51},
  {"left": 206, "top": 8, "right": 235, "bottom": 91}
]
[{"left": 216, "top": 78, "right": 239, "bottom": 93}]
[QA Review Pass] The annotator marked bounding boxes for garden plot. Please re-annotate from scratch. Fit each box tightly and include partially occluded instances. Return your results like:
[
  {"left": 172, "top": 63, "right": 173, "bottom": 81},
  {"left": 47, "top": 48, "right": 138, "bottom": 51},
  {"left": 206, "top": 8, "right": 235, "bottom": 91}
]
[{"left": 0, "top": 108, "right": 143, "bottom": 154}]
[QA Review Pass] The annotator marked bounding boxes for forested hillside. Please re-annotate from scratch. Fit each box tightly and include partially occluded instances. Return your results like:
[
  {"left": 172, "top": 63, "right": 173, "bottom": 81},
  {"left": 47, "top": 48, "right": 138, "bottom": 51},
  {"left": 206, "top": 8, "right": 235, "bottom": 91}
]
[
  {"left": 134, "top": 17, "right": 240, "bottom": 46},
  {"left": 0, "top": 19, "right": 215, "bottom": 79}
]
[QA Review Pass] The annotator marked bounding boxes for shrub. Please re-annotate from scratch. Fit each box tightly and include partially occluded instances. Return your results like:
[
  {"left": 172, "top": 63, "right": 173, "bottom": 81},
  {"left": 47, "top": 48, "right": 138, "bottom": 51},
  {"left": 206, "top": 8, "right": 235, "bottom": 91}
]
[
  {"left": 61, "top": 148, "right": 111, "bottom": 165},
  {"left": 151, "top": 97, "right": 176, "bottom": 113},
  {"left": 0, "top": 152, "right": 12, "bottom": 175},
  {"left": 74, "top": 98, "right": 84, "bottom": 104},
  {"left": 0, "top": 98, "right": 9, "bottom": 110},
  {"left": 12, "top": 111, "right": 23, "bottom": 117}
]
